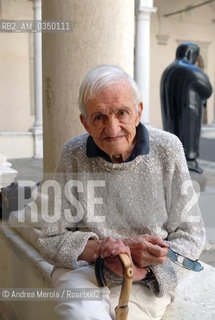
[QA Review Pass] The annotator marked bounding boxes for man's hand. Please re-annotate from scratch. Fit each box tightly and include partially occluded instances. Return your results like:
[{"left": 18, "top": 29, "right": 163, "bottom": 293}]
[
  {"left": 77, "top": 239, "right": 102, "bottom": 262},
  {"left": 123, "top": 234, "right": 169, "bottom": 268},
  {"left": 77, "top": 235, "right": 168, "bottom": 281},
  {"left": 99, "top": 237, "right": 148, "bottom": 281}
]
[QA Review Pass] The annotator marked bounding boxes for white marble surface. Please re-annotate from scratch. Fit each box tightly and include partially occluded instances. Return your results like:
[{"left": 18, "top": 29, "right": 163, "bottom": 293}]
[
  {"left": 0, "top": 165, "right": 17, "bottom": 188},
  {"left": 0, "top": 153, "right": 17, "bottom": 188},
  {"left": 162, "top": 262, "right": 215, "bottom": 319},
  {"left": 0, "top": 154, "right": 11, "bottom": 167}
]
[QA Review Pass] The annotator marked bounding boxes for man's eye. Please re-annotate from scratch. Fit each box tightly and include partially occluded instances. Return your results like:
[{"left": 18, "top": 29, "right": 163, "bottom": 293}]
[
  {"left": 118, "top": 110, "right": 128, "bottom": 116},
  {"left": 94, "top": 115, "right": 104, "bottom": 121}
]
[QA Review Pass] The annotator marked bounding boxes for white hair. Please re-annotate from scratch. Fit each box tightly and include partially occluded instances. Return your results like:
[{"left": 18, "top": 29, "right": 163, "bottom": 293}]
[{"left": 79, "top": 65, "right": 142, "bottom": 117}]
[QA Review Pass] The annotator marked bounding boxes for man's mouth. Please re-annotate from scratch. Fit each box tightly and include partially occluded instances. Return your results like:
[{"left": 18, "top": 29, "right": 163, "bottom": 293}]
[{"left": 103, "top": 136, "right": 123, "bottom": 142}]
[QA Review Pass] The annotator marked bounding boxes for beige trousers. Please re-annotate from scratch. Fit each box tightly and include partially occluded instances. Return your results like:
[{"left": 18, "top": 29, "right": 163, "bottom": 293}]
[{"left": 51, "top": 266, "right": 172, "bottom": 320}]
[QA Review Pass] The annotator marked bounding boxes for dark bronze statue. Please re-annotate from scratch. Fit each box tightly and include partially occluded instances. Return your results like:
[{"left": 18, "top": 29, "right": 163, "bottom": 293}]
[{"left": 160, "top": 42, "right": 212, "bottom": 173}]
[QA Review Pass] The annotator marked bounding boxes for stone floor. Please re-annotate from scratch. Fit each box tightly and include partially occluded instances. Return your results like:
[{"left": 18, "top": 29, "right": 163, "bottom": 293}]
[
  {"left": 198, "top": 159, "right": 215, "bottom": 267},
  {"left": 9, "top": 158, "right": 43, "bottom": 184}
]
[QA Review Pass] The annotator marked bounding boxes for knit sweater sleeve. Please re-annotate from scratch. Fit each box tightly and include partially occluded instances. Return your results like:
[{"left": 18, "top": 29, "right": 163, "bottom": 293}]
[
  {"left": 37, "top": 142, "right": 99, "bottom": 269},
  {"left": 150, "top": 136, "right": 206, "bottom": 297}
]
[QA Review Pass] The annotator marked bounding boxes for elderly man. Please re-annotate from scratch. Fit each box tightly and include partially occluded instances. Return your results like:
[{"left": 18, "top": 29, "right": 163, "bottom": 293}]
[{"left": 38, "top": 65, "right": 205, "bottom": 320}]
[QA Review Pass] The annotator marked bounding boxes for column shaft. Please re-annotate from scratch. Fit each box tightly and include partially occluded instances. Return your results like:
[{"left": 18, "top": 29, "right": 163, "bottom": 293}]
[
  {"left": 30, "top": 0, "right": 43, "bottom": 158},
  {"left": 42, "top": 0, "right": 134, "bottom": 173},
  {"left": 33, "top": 0, "right": 42, "bottom": 128},
  {"left": 135, "top": 0, "right": 157, "bottom": 124}
]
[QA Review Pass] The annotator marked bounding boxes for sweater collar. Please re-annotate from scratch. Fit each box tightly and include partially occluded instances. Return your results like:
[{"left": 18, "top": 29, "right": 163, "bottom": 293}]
[{"left": 86, "top": 122, "right": 149, "bottom": 163}]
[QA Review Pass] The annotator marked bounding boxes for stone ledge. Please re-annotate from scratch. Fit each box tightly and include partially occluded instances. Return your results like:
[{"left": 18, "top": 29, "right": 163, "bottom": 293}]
[
  {"left": 8, "top": 210, "right": 42, "bottom": 251},
  {"left": 0, "top": 223, "right": 58, "bottom": 320},
  {"left": 0, "top": 223, "right": 53, "bottom": 285}
]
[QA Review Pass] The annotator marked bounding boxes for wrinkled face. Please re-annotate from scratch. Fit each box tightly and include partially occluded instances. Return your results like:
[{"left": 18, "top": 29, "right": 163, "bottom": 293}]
[{"left": 80, "top": 81, "right": 143, "bottom": 160}]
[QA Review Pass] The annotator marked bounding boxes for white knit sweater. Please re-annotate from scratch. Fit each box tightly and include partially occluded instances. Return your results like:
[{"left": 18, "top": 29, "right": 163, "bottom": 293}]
[{"left": 38, "top": 126, "right": 205, "bottom": 297}]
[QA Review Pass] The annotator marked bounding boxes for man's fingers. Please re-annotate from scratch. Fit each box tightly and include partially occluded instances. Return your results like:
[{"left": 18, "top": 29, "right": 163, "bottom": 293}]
[
  {"left": 110, "top": 245, "right": 130, "bottom": 257},
  {"left": 100, "top": 238, "right": 130, "bottom": 258},
  {"left": 144, "top": 235, "right": 169, "bottom": 248},
  {"left": 101, "top": 246, "right": 129, "bottom": 258},
  {"left": 133, "top": 251, "right": 167, "bottom": 267},
  {"left": 143, "top": 254, "right": 167, "bottom": 266},
  {"left": 129, "top": 239, "right": 168, "bottom": 257},
  {"left": 147, "top": 243, "right": 168, "bottom": 257}
]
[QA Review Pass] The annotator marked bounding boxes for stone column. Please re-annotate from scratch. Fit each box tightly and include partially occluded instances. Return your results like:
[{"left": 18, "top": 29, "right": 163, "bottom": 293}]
[
  {"left": 30, "top": 0, "right": 43, "bottom": 158},
  {"left": 42, "top": 0, "right": 134, "bottom": 173},
  {"left": 134, "top": 0, "right": 157, "bottom": 125}
]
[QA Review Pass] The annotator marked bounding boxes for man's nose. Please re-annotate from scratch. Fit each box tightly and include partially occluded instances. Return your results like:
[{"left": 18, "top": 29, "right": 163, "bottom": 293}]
[{"left": 105, "top": 116, "right": 120, "bottom": 136}]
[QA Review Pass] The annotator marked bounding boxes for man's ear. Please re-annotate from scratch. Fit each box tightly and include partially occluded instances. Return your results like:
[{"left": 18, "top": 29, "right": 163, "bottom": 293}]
[
  {"left": 135, "top": 102, "right": 143, "bottom": 126},
  {"left": 80, "top": 114, "right": 91, "bottom": 134}
]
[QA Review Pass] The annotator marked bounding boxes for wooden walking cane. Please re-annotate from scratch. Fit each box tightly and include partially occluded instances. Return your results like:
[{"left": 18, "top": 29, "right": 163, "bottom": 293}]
[{"left": 95, "top": 253, "right": 133, "bottom": 320}]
